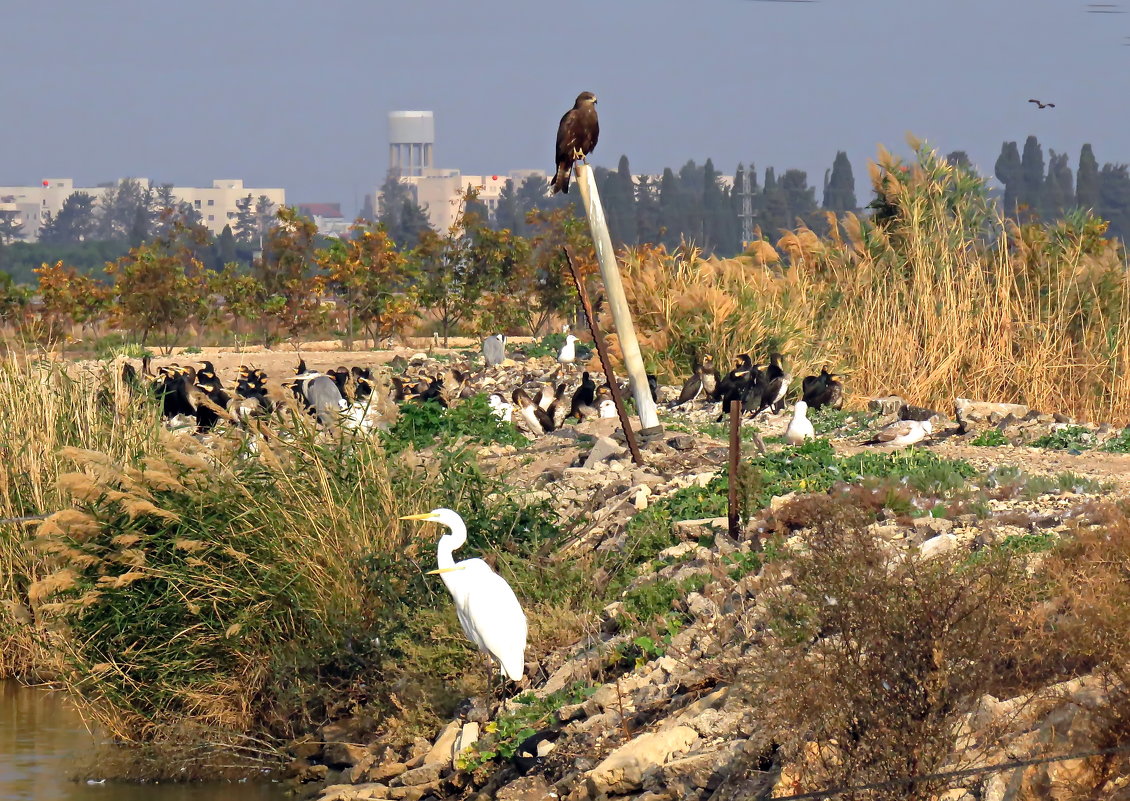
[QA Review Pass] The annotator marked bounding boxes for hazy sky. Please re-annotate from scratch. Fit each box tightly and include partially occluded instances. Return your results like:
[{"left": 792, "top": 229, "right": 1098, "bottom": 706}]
[{"left": 2, "top": 0, "right": 1127, "bottom": 216}]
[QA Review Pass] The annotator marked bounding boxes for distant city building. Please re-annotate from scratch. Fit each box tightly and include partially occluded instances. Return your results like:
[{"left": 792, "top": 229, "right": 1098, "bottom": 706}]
[
  {"left": 398, "top": 169, "right": 548, "bottom": 231},
  {"left": 378, "top": 110, "right": 547, "bottom": 231},
  {"left": 297, "top": 203, "right": 351, "bottom": 237},
  {"left": 0, "top": 178, "right": 285, "bottom": 241}
]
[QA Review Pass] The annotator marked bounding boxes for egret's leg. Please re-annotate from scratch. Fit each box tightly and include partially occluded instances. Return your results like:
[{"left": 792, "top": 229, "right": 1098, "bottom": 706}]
[{"left": 485, "top": 654, "right": 498, "bottom": 720}]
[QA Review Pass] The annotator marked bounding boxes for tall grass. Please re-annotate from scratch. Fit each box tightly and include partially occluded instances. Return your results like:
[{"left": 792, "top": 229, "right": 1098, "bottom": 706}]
[
  {"left": 31, "top": 426, "right": 412, "bottom": 751},
  {"left": 0, "top": 356, "right": 578, "bottom": 775},
  {"left": 623, "top": 138, "right": 1130, "bottom": 422},
  {"left": 0, "top": 356, "right": 163, "bottom": 677}
]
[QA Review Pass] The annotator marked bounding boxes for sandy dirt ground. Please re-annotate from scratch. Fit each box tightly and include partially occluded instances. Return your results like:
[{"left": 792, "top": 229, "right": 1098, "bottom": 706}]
[{"left": 123, "top": 337, "right": 540, "bottom": 384}]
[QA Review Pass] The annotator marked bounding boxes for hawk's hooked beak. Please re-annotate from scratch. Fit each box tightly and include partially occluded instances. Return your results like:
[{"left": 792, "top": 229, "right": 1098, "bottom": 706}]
[{"left": 399, "top": 512, "right": 437, "bottom": 522}]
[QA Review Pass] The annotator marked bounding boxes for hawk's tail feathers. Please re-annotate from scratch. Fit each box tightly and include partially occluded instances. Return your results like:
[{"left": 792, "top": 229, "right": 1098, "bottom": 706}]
[{"left": 551, "top": 164, "right": 571, "bottom": 195}]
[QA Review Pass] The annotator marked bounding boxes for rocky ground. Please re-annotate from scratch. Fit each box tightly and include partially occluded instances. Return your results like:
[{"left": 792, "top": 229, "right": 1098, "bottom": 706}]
[{"left": 114, "top": 343, "right": 1130, "bottom": 801}]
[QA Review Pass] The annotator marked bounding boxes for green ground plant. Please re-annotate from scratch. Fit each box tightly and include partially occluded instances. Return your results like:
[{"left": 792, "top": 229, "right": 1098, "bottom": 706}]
[
  {"left": 459, "top": 683, "right": 596, "bottom": 771},
  {"left": 1031, "top": 425, "right": 1095, "bottom": 451},
  {"left": 381, "top": 395, "right": 528, "bottom": 454},
  {"left": 808, "top": 406, "right": 878, "bottom": 437},
  {"left": 1102, "top": 427, "right": 1130, "bottom": 453},
  {"left": 971, "top": 429, "right": 1009, "bottom": 447}
]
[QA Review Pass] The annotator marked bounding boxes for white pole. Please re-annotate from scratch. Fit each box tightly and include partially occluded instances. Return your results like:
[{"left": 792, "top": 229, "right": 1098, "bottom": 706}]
[{"left": 574, "top": 164, "right": 661, "bottom": 433}]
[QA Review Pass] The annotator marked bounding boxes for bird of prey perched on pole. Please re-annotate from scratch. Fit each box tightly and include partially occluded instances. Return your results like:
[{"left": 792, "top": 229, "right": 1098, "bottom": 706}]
[{"left": 550, "top": 91, "right": 599, "bottom": 195}]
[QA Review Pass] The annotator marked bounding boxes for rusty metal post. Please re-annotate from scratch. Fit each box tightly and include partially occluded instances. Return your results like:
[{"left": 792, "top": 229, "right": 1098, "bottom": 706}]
[
  {"left": 728, "top": 399, "right": 741, "bottom": 540},
  {"left": 563, "top": 246, "right": 644, "bottom": 467}
]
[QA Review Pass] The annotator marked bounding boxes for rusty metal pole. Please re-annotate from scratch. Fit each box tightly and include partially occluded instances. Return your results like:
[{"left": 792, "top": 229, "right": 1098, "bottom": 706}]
[
  {"left": 728, "top": 399, "right": 741, "bottom": 540},
  {"left": 563, "top": 246, "right": 644, "bottom": 466}
]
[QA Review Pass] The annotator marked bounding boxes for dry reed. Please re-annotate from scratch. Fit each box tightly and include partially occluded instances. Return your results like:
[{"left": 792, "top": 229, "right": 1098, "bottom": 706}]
[{"left": 622, "top": 139, "right": 1130, "bottom": 423}]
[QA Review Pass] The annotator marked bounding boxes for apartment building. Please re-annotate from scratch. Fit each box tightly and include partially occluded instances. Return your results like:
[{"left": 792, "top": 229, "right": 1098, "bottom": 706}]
[{"left": 0, "top": 178, "right": 286, "bottom": 241}]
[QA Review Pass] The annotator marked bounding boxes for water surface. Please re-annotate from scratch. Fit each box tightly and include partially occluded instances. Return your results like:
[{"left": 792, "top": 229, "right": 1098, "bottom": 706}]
[{"left": 0, "top": 680, "right": 289, "bottom": 801}]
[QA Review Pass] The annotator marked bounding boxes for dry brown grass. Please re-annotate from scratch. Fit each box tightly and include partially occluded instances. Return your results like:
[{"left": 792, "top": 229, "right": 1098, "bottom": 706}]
[
  {"left": 622, "top": 138, "right": 1130, "bottom": 422},
  {"left": 0, "top": 355, "right": 162, "bottom": 678}
]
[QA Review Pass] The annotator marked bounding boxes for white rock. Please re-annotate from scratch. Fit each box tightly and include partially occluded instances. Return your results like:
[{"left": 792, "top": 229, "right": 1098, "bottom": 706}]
[
  {"left": 586, "top": 726, "right": 700, "bottom": 795},
  {"left": 919, "top": 533, "right": 959, "bottom": 560}
]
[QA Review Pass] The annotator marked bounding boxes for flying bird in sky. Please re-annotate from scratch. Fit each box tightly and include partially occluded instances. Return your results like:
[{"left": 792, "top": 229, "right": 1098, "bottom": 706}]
[
  {"left": 1028, "top": 98, "right": 1056, "bottom": 108},
  {"left": 550, "top": 91, "right": 599, "bottom": 195}
]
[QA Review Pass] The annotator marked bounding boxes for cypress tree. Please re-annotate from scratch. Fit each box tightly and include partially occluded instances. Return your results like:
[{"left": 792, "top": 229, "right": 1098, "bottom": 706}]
[
  {"left": 1099, "top": 163, "right": 1130, "bottom": 241},
  {"left": 1042, "top": 151, "right": 1074, "bottom": 219},
  {"left": 494, "top": 179, "right": 520, "bottom": 232},
  {"left": 781, "top": 169, "right": 817, "bottom": 227},
  {"left": 702, "top": 158, "right": 727, "bottom": 254},
  {"left": 601, "top": 155, "right": 637, "bottom": 247},
  {"left": 218, "top": 224, "right": 236, "bottom": 265},
  {"left": 1077, "top": 144, "right": 1100, "bottom": 211},
  {"left": 636, "top": 175, "right": 661, "bottom": 245},
  {"left": 761, "top": 167, "right": 789, "bottom": 235},
  {"left": 994, "top": 141, "right": 1022, "bottom": 214},
  {"left": 822, "top": 151, "right": 857, "bottom": 213},
  {"left": 1019, "top": 135, "right": 1045, "bottom": 215},
  {"left": 657, "top": 168, "right": 682, "bottom": 249}
]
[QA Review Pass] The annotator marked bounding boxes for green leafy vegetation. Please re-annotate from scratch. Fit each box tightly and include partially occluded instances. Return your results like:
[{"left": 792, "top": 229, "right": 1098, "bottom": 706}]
[
  {"left": 1031, "top": 425, "right": 1094, "bottom": 451},
  {"left": 380, "top": 395, "right": 528, "bottom": 455},
  {"left": 971, "top": 428, "right": 1009, "bottom": 447},
  {"left": 808, "top": 406, "right": 878, "bottom": 437},
  {"left": 622, "top": 572, "right": 710, "bottom": 623},
  {"left": 1102, "top": 427, "right": 1130, "bottom": 453},
  {"left": 459, "top": 684, "right": 596, "bottom": 770},
  {"left": 518, "top": 332, "right": 591, "bottom": 361}
]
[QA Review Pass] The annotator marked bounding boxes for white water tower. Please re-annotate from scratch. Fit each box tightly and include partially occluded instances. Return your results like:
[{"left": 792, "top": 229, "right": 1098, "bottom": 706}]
[{"left": 388, "top": 111, "right": 434, "bottom": 177}]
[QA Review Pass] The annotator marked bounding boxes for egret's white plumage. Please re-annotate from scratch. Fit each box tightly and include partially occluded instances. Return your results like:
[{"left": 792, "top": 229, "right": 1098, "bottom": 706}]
[
  {"left": 785, "top": 400, "right": 815, "bottom": 445},
  {"left": 558, "top": 334, "right": 580, "bottom": 365},
  {"left": 400, "top": 508, "right": 527, "bottom": 681}
]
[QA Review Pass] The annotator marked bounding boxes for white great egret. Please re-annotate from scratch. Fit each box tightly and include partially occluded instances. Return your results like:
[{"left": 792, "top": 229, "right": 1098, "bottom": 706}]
[{"left": 399, "top": 508, "right": 527, "bottom": 682}]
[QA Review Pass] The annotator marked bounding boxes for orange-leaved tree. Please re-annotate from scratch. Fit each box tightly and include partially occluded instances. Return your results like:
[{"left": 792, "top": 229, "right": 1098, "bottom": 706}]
[
  {"left": 412, "top": 189, "right": 531, "bottom": 344},
  {"left": 34, "top": 260, "right": 112, "bottom": 345},
  {"left": 207, "top": 263, "right": 267, "bottom": 352},
  {"left": 258, "top": 207, "right": 325, "bottom": 346},
  {"left": 104, "top": 221, "right": 211, "bottom": 353},
  {"left": 316, "top": 219, "right": 419, "bottom": 349}
]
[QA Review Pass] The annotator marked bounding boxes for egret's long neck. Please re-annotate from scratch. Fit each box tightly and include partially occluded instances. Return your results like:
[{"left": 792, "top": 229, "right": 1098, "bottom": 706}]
[{"left": 436, "top": 522, "right": 468, "bottom": 570}]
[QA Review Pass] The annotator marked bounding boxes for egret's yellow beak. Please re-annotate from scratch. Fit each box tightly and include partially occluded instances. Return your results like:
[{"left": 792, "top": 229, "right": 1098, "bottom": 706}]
[
  {"left": 399, "top": 512, "right": 436, "bottom": 521},
  {"left": 426, "top": 566, "right": 463, "bottom": 575}
]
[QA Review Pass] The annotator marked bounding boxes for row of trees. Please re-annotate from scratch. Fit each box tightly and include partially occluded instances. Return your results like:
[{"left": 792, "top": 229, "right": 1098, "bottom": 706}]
[
  {"left": 994, "top": 138, "right": 1130, "bottom": 238},
  {"left": 0, "top": 195, "right": 592, "bottom": 353},
  {"left": 373, "top": 139, "right": 1130, "bottom": 256},
  {"left": 0, "top": 182, "right": 280, "bottom": 283},
  {"left": 372, "top": 154, "right": 854, "bottom": 259}
]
